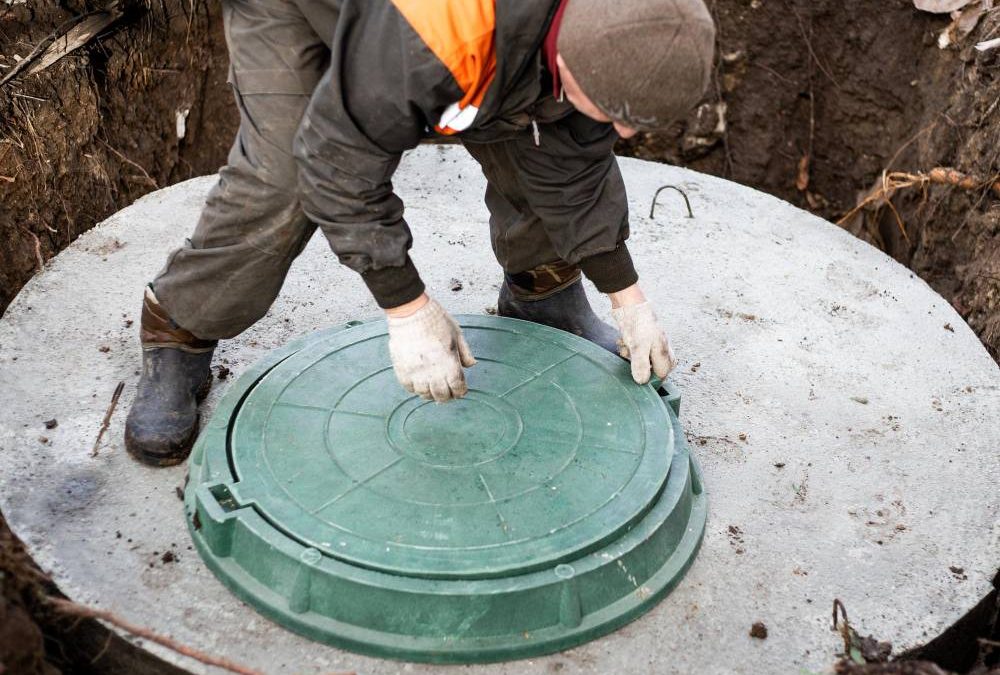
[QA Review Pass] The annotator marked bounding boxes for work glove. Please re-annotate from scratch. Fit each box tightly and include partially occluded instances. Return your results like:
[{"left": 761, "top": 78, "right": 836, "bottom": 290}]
[
  {"left": 387, "top": 298, "right": 476, "bottom": 402},
  {"left": 611, "top": 302, "right": 678, "bottom": 385}
]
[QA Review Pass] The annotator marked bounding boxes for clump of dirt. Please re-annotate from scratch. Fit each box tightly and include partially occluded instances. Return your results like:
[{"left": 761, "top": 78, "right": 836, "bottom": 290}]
[{"left": 0, "top": 0, "right": 237, "bottom": 314}]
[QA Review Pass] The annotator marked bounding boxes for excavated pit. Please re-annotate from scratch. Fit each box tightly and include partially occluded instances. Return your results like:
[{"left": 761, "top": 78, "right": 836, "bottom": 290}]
[{"left": 0, "top": 147, "right": 997, "bottom": 674}]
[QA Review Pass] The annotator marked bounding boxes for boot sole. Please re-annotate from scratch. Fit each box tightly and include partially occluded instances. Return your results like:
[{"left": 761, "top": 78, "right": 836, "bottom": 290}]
[
  {"left": 125, "top": 414, "right": 200, "bottom": 467},
  {"left": 125, "top": 373, "right": 214, "bottom": 467}
]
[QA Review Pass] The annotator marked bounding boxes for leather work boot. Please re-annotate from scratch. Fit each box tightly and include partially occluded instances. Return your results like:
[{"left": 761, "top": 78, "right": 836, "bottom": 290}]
[
  {"left": 124, "top": 288, "right": 216, "bottom": 467},
  {"left": 498, "top": 274, "right": 620, "bottom": 355}
]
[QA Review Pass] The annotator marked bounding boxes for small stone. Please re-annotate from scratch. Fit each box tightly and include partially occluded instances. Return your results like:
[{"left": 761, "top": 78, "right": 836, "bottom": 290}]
[
  {"left": 98, "top": 345, "right": 111, "bottom": 353},
  {"left": 38, "top": 436, "right": 48, "bottom": 444},
  {"left": 738, "top": 433, "right": 747, "bottom": 442},
  {"left": 43, "top": 419, "right": 57, "bottom": 429},
  {"left": 161, "top": 551, "right": 176, "bottom": 564},
  {"left": 774, "top": 462, "right": 786, "bottom": 469},
  {"left": 484, "top": 306, "right": 497, "bottom": 316},
  {"left": 216, "top": 365, "right": 231, "bottom": 380},
  {"left": 949, "top": 565, "right": 964, "bottom": 575},
  {"left": 750, "top": 621, "right": 768, "bottom": 639},
  {"left": 124, "top": 319, "right": 134, "bottom": 328},
  {"left": 449, "top": 278, "right": 463, "bottom": 292},
  {"left": 850, "top": 396, "right": 869, "bottom": 405},
  {"left": 943, "top": 323, "right": 954, "bottom": 333}
]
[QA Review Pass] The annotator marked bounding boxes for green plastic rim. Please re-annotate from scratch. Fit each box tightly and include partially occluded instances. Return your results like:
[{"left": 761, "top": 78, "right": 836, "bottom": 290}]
[{"left": 185, "top": 316, "right": 707, "bottom": 664}]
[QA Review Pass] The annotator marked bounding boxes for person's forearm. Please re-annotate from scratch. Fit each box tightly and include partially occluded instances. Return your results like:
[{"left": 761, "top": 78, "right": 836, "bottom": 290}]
[
  {"left": 385, "top": 292, "right": 429, "bottom": 318},
  {"left": 607, "top": 283, "right": 645, "bottom": 308}
]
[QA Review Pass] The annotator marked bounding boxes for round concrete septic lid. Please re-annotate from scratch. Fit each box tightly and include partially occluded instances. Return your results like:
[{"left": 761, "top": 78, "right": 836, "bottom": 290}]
[
  {"left": 6, "top": 147, "right": 996, "bottom": 674},
  {"left": 185, "top": 315, "right": 706, "bottom": 662}
]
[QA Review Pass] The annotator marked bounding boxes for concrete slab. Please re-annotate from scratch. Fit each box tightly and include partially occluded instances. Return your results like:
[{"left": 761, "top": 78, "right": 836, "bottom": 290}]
[{"left": 0, "top": 145, "right": 997, "bottom": 675}]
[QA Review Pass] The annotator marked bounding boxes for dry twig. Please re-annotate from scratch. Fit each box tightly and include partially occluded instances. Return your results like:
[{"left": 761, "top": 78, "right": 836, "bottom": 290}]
[{"left": 91, "top": 381, "right": 124, "bottom": 457}]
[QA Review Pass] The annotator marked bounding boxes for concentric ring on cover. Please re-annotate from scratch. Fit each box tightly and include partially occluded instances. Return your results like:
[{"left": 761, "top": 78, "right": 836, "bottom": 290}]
[{"left": 229, "top": 317, "right": 674, "bottom": 579}]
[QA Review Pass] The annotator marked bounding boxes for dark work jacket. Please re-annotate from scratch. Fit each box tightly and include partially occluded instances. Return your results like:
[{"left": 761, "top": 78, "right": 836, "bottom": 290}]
[{"left": 293, "top": 0, "right": 632, "bottom": 307}]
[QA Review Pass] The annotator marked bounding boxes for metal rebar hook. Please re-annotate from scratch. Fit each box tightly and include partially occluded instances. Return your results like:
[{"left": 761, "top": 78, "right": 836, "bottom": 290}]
[{"left": 649, "top": 185, "right": 694, "bottom": 219}]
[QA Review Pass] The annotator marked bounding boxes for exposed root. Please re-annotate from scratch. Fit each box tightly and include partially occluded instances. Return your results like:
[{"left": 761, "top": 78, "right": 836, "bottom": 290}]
[
  {"left": 837, "top": 167, "right": 1000, "bottom": 241},
  {"left": 48, "top": 595, "right": 359, "bottom": 675},
  {"left": 47, "top": 597, "right": 269, "bottom": 675},
  {"left": 99, "top": 139, "right": 159, "bottom": 188},
  {"left": 21, "top": 227, "right": 45, "bottom": 272}
]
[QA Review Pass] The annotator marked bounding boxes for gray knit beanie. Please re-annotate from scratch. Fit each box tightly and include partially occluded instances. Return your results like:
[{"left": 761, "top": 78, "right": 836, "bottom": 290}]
[{"left": 558, "top": 0, "right": 716, "bottom": 131}]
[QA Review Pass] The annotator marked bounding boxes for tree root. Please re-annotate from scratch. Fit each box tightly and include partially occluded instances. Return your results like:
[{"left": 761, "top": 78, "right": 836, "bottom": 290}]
[
  {"left": 46, "top": 597, "right": 357, "bottom": 675},
  {"left": 837, "top": 167, "right": 1000, "bottom": 241}
]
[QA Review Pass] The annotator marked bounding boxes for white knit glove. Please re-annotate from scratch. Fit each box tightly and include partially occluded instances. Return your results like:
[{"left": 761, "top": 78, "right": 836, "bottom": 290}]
[
  {"left": 387, "top": 298, "right": 476, "bottom": 402},
  {"left": 611, "top": 302, "right": 678, "bottom": 385}
]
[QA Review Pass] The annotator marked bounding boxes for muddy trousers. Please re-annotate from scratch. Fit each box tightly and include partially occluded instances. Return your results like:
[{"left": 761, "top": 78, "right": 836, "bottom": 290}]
[{"left": 152, "top": 0, "right": 588, "bottom": 341}]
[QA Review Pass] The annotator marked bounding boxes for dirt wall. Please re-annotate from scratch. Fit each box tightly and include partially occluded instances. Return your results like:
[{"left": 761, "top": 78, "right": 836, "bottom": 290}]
[{"left": 0, "top": 0, "right": 237, "bottom": 313}]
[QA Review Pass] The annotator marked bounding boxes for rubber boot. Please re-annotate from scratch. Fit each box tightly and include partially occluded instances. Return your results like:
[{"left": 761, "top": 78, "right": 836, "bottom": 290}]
[
  {"left": 124, "top": 289, "right": 216, "bottom": 467},
  {"left": 498, "top": 276, "right": 621, "bottom": 355}
]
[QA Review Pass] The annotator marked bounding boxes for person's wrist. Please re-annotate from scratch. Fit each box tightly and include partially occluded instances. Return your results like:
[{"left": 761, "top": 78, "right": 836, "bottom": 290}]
[
  {"left": 385, "top": 292, "right": 430, "bottom": 319},
  {"left": 608, "top": 283, "right": 646, "bottom": 309}
]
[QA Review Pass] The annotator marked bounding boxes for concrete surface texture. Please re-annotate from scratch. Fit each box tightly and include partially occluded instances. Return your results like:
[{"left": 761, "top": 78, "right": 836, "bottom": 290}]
[{"left": 0, "top": 145, "right": 997, "bottom": 675}]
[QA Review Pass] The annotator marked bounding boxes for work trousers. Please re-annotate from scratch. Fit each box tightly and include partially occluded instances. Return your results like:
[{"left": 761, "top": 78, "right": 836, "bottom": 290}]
[{"left": 153, "top": 0, "right": 601, "bottom": 340}]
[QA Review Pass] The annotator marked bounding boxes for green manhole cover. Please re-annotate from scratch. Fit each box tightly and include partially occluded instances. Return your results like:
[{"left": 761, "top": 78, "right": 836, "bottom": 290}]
[{"left": 186, "top": 316, "right": 707, "bottom": 663}]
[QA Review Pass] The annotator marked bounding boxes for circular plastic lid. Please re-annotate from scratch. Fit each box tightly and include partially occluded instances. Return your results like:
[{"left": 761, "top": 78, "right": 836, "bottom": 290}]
[
  {"left": 186, "top": 316, "right": 706, "bottom": 663},
  {"left": 231, "top": 318, "right": 671, "bottom": 579}
]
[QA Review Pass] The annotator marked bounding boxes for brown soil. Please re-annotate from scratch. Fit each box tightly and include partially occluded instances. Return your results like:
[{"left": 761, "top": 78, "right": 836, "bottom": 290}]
[
  {"left": 0, "top": 0, "right": 998, "bottom": 672},
  {"left": 0, "top": 0, "right": 236, "bottom": 314}
]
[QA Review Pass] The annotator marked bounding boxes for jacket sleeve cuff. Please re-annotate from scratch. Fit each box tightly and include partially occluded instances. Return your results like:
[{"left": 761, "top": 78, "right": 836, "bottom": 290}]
[
  {"left": 577, "top": 244, "right": 639, "bottom": 294},
  {"left": 361, "top": 257, "right": 427, "bottom": 309}
]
